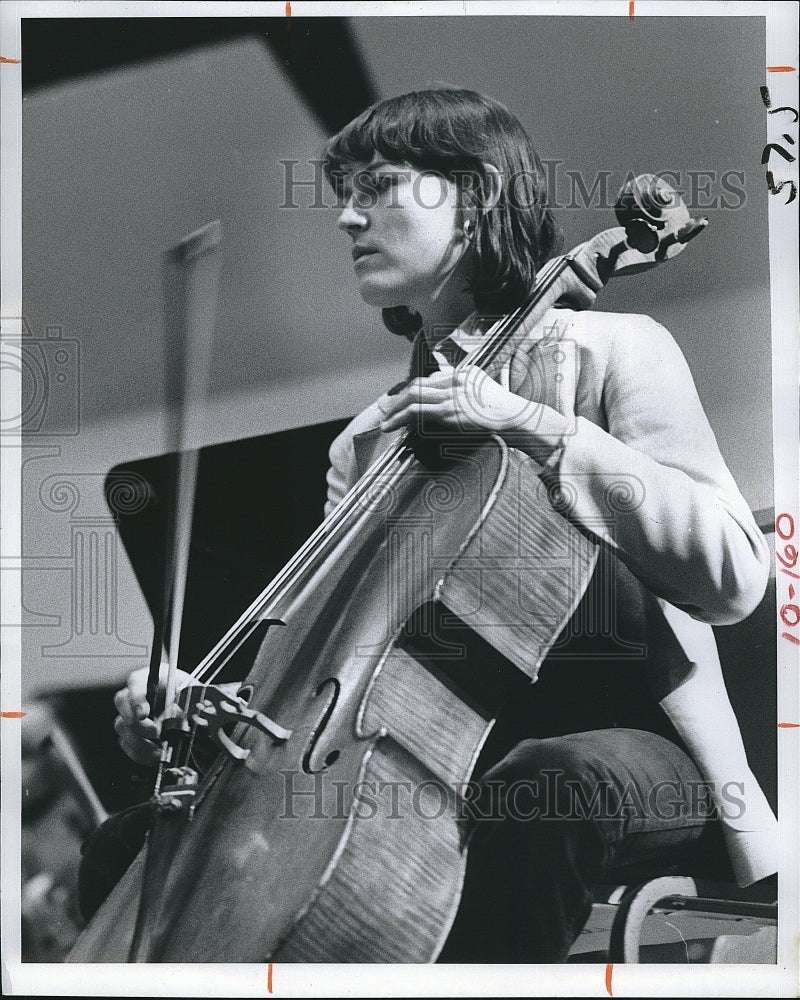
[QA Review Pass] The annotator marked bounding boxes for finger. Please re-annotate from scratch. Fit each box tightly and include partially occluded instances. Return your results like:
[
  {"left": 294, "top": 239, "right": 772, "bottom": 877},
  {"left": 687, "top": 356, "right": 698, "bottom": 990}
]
[
  {"left": 137, "top": 717, "right": 160, "bottom": 739},
  {"left": 405, "top": 373, "right": 461, "bottom": 396},
  {"left": 114, "top": 714, "right": 159, "bottom": 740},
  {"left": 114, "top": 716, "right": 160, "bottom": 759},
  {"left": 408, "top": 370, "right": 456, "bottom": 387},
  {"left": 125, "top": 666, "right": 152, "bottom": 699},
  {"left": 380, "top": 400, "right": 435, "bottom": 429},
  {"left": 128, "top": 691, "right": 151, "bottom": 721},
  {"left": 118, "top": 732, "right": 160, "bottom": 766},
  {"left": 113, "top": 687, "right": 149, "bottom": 721},
  {"left": 380, "top": 401, "right": 453, "bottom": 433},
  {"left": 381, "top": 376, "right": 458, "bottom": 414},
  {"left": 127, "top": 665, "right": 193, "bottom": 705},
  {"left": 408, "top": 371, "right": 456, "bottom": 386},
  {"left": 380, "top": 386, "right": 453, "bottom": 422}
]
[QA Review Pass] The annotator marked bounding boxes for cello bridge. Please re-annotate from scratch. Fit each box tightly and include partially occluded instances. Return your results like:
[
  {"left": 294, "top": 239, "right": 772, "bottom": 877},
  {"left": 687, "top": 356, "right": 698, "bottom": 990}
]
[{"left": 154, "top": 765, "right": 199, "bottom": 814}]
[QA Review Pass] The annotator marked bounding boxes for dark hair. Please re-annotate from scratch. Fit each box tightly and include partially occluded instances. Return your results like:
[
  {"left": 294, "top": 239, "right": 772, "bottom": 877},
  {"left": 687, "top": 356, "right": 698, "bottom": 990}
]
[{"left": 323, "top": 88, "right": 561, "bottom": 337}]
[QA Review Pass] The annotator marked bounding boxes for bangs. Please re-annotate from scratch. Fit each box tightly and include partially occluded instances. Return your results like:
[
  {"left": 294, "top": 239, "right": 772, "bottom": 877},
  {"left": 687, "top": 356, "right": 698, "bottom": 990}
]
[{"left": 322, "top": 91, "right": 484, "bottom": 192}]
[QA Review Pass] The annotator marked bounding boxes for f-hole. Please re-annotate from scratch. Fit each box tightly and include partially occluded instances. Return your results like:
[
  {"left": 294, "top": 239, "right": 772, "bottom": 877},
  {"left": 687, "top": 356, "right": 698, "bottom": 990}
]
[{"left": 302, "top": 678, "right": 341, "bottom": 774}]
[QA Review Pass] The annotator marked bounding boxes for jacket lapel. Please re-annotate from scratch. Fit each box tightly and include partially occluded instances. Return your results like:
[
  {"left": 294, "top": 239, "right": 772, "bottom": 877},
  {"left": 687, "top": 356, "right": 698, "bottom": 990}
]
[{"left": 352, "top": 426, "right": 403, "bottom": 478}]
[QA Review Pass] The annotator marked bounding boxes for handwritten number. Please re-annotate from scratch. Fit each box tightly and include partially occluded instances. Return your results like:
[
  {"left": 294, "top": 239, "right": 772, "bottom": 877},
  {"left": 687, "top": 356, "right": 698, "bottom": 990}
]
[
  {"left": 771, "top": 107, "right": 800, "bottom": 123},
  {"left": 761, "top": 142, "right": 796, "bottom": 165},
  {"left": 766, "top": 172, "right": 797, "bottom": 203},
  {"left": 780, "top": 604, "right": 800, "bottom": 629},
  {"left": 776, "top": 517, "right": 800, "bottom": 639},
  {"left": 761, "top": 88, "right": 800, "bottom": 121},
  {"left": 761, "top": 90, "right": 798, "bottom": 200}
]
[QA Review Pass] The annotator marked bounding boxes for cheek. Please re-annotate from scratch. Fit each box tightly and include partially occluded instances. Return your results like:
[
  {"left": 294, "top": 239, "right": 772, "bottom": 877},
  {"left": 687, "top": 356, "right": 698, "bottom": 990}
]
[
  {"left": 395, "top": 180, "right": 458, "bottom": 250},
  {"left": 402, "top": 214, "right": 459, "bottom": 272},
  {"left": 413, "top": 175, "right": 452, "bottom": 212}
]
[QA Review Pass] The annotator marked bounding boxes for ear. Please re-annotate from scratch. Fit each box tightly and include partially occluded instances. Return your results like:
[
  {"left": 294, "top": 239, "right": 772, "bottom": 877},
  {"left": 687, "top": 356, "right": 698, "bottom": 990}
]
[{"left": 482, "top": 163, "right": 503, "bottom": 212}]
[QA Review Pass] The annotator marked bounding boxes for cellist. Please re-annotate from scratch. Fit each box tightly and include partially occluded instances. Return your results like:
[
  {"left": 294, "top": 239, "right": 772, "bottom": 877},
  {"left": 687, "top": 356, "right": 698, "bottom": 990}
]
[{"left": 105, "top": 87, "right": 776, "bottom": 963}]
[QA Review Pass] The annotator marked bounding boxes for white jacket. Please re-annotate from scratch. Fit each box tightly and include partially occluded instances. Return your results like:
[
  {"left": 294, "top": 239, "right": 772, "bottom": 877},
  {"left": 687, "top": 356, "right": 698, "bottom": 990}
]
[{"left": 325, "top": 307, "right": 777, "bottom": 886}]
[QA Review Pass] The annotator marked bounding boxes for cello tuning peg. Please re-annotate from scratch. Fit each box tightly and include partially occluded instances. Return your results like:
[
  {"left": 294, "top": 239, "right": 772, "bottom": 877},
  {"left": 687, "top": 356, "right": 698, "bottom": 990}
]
[
  {"left": 676, "top": 218, "right": 709, "bottom": 244},
  {"left": 623, "top": 218, "right": 660, "bottom": 254}
]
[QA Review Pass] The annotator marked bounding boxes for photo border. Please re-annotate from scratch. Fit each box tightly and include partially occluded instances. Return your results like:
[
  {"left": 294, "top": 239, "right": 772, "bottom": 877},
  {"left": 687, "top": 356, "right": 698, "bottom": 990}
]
[{"left": 1, "top": 1, "right": 797, "bottom": 996}]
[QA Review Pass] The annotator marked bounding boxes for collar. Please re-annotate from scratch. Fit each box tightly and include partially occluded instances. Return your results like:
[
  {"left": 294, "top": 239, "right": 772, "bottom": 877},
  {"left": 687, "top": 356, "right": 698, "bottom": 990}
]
[{"left": 429, "top": 311, "right": 489, "bottom": 370}]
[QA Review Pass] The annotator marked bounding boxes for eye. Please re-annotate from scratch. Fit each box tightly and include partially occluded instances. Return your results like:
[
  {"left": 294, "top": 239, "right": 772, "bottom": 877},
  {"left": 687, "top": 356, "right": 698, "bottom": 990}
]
[
  {"left": 349, "top": 173, "right": 400, "bottom": 209},
  {"left": 328, "top": 170, "right": 352, "bottom": 203}
]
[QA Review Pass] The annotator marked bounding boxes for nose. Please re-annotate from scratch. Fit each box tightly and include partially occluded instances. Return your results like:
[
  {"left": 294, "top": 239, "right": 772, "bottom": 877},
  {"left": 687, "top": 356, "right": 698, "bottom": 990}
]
[{"left": 337, "top": 194, "right": 368, "bottom": 232}]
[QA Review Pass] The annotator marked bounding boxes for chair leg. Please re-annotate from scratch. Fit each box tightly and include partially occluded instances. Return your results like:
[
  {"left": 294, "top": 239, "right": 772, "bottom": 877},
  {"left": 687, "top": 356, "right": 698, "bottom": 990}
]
[{"left": 608, "top": 876, "right": 698, "bottom": 963}]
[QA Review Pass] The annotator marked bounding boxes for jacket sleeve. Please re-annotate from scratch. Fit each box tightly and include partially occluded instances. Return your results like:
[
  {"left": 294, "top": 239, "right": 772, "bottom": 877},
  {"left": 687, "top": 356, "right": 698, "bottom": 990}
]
[
  {"left": 323, "top": 398, "right": 389, "bottom": 519},
  {"left": 543, "top": 316, "right": 769, "bottom": 625},
  {"left": 324, "top": 423, "right": 359, "bottom": 519}
]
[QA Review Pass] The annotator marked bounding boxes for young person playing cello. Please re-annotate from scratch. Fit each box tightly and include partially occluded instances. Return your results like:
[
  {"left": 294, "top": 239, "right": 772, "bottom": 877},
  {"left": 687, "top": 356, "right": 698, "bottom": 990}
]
[{"left": 106, "top": 88, "right": 776, "bottom": 963}]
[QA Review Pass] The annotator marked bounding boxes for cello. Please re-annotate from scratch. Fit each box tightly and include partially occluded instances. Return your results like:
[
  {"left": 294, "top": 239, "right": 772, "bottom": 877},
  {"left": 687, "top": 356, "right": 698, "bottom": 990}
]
[{"left": 68, "top": 175, "right": 707, "bottom": 963}]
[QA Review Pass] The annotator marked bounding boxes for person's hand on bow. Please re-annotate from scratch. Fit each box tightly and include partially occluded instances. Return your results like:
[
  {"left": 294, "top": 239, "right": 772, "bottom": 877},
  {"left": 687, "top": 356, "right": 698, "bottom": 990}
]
[{"left": 113, "top": 665, "right": 194, "bottom": 766}]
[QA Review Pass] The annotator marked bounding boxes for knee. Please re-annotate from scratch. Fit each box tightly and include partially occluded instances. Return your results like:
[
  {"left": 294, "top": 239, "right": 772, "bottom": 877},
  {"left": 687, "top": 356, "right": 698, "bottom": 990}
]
[
  {"left": 482, "top": 735, "right": 598, "bottom": 789},
  {"left": 78, "top": 802, "right": 151, "bottom": 921},
  {"left": 467, "top": 736, "right": 600, "bottom": 830}
]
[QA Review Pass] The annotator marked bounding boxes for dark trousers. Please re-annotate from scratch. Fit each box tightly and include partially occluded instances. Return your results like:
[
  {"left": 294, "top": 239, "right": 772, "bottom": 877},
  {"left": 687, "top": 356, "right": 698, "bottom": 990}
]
[
  {"left": 439, "top": 728, "right": 724, "bottom": 963},
  {"left": 81, "top": 728, "right": 728, "bottom": 961}
]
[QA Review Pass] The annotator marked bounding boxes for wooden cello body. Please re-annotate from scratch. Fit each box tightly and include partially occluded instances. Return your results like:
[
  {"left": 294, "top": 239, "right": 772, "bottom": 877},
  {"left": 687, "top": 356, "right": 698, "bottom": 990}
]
[
  {"left": 68, "top": 174, "right": 707, "bottom": 963},
  {"left": 70, "top": 437, "right": 596, "bottom": 962}
]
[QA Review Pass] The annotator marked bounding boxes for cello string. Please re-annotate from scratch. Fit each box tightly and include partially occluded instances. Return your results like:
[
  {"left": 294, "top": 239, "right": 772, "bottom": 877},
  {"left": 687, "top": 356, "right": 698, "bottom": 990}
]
[
  {"left": 182, "top": 679, "right": 212, "bottom": 768},
  {"left": 192, "top": 440, "right": 416, "bottom": 684},
  {"left": 456, "top": 255, "right": 566, "bottom": 373},
  {"left": 186, "top": 254, "right": 572, "bottom": 687},
  {"left": 187, "top": 437, "right": 414, "bottom": 683}
]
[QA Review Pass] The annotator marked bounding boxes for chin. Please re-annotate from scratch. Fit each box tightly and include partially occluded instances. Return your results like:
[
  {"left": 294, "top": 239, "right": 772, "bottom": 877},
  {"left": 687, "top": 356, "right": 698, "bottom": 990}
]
[{"left": 356, "top": 281, "right": 409, "bottom": 309}]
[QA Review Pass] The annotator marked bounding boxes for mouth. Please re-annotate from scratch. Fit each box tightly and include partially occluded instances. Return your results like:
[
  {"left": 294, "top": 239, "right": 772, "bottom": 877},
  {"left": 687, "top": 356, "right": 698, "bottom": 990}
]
[{"left": 352, "top": 246, "right": 379, "bottom": 262}]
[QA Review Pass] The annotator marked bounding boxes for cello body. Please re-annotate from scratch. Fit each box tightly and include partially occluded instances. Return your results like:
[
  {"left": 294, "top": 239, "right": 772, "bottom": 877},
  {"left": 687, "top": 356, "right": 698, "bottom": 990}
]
[{"left": 69, "top": 436, "right": 596, "bottom": 962}]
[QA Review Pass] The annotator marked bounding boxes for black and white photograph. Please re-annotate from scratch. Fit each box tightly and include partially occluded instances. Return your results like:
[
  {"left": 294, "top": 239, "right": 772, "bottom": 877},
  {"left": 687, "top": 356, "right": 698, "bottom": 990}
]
[{"left": 1, "top": 2, "right": 798, "bottom": 996}]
